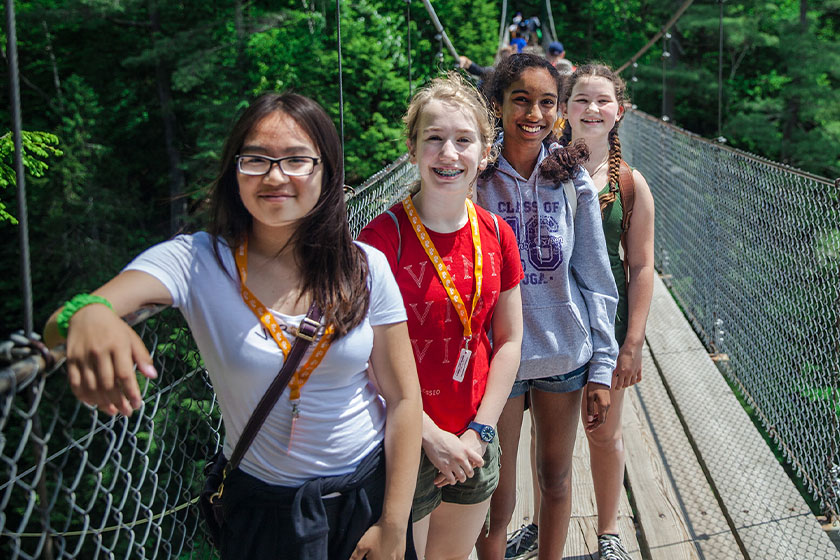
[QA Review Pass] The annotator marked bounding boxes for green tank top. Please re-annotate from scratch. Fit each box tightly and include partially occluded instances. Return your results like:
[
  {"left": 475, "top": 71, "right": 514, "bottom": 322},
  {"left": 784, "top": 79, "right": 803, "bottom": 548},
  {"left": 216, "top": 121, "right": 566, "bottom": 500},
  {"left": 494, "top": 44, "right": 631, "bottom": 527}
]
[{"left": 599, "top": 184, "right": 629, "bottom": 346}]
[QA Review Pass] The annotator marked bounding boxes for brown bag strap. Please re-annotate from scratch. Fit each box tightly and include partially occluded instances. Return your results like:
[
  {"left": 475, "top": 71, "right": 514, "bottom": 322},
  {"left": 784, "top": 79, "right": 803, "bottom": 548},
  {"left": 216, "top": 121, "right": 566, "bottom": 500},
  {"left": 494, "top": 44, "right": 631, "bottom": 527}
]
[
  {"left": 618, "top": 161, "right": 636, "bottom": 286},
  {"left": 228, "top": 303, "right": 323, "bottom": 469},
  {"left": 618, "top": 160, "right": 635, "bottom": 234}
]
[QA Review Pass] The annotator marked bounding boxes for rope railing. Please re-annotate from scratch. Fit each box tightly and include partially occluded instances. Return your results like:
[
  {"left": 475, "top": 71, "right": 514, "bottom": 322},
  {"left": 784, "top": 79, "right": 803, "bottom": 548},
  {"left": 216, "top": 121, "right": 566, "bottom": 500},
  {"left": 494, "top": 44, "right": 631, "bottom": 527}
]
[
  {"left": 621, "top": 109, "right": 840, "bottom": 520},
  {"left": 0, "top": 163, "right": 416, "bottom": 560}
]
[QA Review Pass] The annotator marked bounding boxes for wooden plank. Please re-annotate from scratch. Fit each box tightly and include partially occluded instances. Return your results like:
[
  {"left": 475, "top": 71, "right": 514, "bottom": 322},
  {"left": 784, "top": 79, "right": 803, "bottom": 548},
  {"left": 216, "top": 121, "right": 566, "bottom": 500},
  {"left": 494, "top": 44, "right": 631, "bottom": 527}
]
[
  {"left": 632, "top": 346, "right": 743, "bottom": 559},
  {"left": 623, "top": 351, "right": 701, "bottom": 560},
  {"left": 646, "top": 274, "right": 839, "bottom": 559}
]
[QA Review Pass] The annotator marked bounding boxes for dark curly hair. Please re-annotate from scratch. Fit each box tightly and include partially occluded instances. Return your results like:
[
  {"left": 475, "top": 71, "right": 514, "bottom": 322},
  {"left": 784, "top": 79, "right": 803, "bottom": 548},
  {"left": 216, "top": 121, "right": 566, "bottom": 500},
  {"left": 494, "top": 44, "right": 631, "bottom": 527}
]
[
  {"left": 207, "top": 92, "right": 369, "bottom": 339},
  {"left": 480, "top": 53, "right": 588, "bottom": 184},
  {"left": 559, "top": 64, "right": 628, "bottom": 212}
]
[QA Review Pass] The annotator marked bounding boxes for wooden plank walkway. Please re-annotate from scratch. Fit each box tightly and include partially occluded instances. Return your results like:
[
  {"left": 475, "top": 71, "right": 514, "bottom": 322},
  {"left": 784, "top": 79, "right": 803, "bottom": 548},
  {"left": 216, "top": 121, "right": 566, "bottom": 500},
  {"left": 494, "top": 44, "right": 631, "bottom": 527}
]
[{"left": 467, "top": 273, "right": 839, "bottom": 559}]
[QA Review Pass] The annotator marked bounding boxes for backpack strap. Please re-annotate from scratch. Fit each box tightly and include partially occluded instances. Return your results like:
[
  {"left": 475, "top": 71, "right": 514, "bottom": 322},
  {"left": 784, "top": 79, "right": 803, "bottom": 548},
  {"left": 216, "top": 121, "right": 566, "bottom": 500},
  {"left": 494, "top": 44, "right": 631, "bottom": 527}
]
[
  {"left": 618, "top": 160, "right": 636, "bottom": 286},
  {"left": 385, "top": 209, "right": 401, "bottom": 264},
  {"left": 618, "top": 161, "right": 635, "bottom": 235},
  {"left": 490, "top": 212, "right": 501, "bottom": 243},
  {"left": 563, "top": 180, "right": 577, "bottom": 219}
]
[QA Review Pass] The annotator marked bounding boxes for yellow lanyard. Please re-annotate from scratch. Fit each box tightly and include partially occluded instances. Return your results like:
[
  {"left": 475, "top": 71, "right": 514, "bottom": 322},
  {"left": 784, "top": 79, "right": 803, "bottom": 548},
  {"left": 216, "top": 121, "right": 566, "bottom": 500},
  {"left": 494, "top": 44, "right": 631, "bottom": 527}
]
[
  {"left": 402, "top": 196, "right": 483, "bottom": 341},
  {"left": 234, "top": 240, "right": 334, "bottom": 408}
]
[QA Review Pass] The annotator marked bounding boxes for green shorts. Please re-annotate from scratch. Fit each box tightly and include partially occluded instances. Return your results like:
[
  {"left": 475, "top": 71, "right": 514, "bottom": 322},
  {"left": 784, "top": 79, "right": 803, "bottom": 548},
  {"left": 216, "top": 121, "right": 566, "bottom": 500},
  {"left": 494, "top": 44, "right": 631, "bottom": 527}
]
[{"left": 411, "top": 437, "right": 501, "bottom": 521}]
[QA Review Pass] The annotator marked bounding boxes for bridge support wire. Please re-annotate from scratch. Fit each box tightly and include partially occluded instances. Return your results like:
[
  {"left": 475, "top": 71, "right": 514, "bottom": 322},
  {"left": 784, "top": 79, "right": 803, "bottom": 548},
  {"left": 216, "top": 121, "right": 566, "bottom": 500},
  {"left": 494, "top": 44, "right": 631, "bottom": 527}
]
[
  {"left": 420, "top": 0, "right": 459, "bottom": 61},
  {"left": 616, "top": 0, "right": 695, "bottom": 74}
]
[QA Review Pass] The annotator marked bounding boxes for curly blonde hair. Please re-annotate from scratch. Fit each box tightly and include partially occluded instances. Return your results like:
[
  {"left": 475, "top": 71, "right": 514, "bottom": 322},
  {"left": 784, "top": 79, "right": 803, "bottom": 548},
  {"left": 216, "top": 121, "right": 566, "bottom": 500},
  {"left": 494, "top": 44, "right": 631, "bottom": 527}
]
[{"left": 404, "top": 71, "right": 497, "bottom": 166}]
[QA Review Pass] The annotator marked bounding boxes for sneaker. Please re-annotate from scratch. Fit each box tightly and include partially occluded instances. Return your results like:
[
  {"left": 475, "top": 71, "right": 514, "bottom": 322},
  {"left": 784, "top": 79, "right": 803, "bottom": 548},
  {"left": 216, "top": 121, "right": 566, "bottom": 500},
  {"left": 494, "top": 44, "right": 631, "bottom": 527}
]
[
  {"left": 598, "top": 534, "right": 632, "bottom": 560},
  {"left": 505, "top": 523, "right": 538, "bottom": 559}
]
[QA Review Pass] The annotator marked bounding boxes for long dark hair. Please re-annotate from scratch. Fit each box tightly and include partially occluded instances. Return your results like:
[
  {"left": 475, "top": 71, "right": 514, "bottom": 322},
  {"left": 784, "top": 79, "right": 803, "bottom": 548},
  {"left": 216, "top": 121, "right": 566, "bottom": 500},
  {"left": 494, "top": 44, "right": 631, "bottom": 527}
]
[
  {"left": 559, "top": 64, "right": 628, "bottom": 212},
  {"left": 480, "top": 53, "right": 588, "bottom": 183},
  {"left": 207, "top": 92, "right": 369, "bottom": 338}
]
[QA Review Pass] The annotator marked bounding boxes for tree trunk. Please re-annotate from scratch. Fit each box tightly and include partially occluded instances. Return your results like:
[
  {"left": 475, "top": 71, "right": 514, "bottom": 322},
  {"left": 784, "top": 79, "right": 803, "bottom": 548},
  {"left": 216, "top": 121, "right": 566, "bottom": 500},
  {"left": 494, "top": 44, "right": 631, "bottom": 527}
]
[{"left": 148, "top": 0, "right": 186, "bottom": 234}]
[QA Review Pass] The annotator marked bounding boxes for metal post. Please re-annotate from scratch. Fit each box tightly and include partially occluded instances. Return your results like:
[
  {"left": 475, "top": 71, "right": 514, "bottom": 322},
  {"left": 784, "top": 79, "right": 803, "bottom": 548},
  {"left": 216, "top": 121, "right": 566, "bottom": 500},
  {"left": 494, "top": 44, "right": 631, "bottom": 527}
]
[{"left": 6, "top": 0, "right": 34, "bottom": 337}]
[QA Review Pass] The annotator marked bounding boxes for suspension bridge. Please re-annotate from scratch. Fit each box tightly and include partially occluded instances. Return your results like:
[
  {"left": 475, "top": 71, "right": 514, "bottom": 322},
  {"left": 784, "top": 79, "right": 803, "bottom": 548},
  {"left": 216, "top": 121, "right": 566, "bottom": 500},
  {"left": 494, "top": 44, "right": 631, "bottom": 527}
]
[{"left": 2, "top": 1, "right": 839, "bottom": 559}]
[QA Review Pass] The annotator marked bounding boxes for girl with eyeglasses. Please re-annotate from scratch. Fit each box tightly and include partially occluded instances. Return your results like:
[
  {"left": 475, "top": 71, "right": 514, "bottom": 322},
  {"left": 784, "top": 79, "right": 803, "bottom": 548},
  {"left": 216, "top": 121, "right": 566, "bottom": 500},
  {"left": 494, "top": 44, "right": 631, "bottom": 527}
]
[{"left": 45, "top": 92, "right": 422, "bottom": 560}]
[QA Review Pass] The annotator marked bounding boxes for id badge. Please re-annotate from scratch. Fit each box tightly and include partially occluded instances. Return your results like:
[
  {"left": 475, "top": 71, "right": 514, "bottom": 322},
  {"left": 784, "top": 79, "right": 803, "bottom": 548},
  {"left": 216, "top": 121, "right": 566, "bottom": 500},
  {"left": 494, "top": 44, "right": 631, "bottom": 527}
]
[
  {"left": 277, "top": 400, "right": 301, "bottom": 453},
  {"left": 453, "top": 340, "right": 472, "bottom": 382}
]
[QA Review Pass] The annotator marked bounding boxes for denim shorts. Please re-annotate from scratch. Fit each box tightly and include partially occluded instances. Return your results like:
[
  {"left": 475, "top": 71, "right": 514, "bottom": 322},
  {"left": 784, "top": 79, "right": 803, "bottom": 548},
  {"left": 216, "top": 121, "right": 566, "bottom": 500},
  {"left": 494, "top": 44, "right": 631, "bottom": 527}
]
[
  {"left": 509, "top": 364, "right": 588, "bottom": 398},
  {"left": 411, "top": 437, "right": 501, "bottom": 521}
]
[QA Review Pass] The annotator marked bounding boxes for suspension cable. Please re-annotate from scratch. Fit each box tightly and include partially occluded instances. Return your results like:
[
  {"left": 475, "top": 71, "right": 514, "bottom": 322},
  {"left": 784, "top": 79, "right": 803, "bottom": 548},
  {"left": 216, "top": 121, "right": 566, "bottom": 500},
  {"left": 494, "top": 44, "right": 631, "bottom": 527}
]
[
  {"left": 335, "top": 0, "right": 345, "bottom": 165},
  {"left": 420, "top": 0, "right": 459, "bottom": 60},
  {"left": 406, "top": 0, "right": 413, "bottom": 99},
  {"left": 616, "top": 0, "right": 694, "bottom": 74},
  {"left": 498, "top": 0, "right": 508, "bottom": 49},
  {"left": 717, "top": 0, "right": 725, "bottom": 138},
  {"left": 5, "top": 0, "right": 34, "bottom": 337},
  {"left": 545, "top": 0, "right": 559, "bottom": 44}
]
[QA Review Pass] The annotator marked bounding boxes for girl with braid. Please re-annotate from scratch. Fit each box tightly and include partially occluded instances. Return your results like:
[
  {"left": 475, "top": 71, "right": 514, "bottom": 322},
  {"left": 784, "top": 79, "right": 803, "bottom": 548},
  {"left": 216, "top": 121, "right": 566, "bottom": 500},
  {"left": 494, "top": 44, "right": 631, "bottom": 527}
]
[
  {"left": 474, "top": 53, "right": 619, "bottom": 560},
  {"left": 560, "top": 64, "right": 655, "bottom": 560}
]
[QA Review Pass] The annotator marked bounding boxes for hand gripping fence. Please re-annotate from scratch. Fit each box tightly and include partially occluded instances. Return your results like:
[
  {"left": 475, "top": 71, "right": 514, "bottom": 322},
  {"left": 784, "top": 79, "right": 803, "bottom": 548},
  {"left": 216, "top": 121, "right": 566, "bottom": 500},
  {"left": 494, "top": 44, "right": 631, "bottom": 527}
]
[
  {"left": 0, "top": 156, "right": 416, "bottom": 560},
  {"left": 620, "top": 109, "right": 840, "bottom": 521}
]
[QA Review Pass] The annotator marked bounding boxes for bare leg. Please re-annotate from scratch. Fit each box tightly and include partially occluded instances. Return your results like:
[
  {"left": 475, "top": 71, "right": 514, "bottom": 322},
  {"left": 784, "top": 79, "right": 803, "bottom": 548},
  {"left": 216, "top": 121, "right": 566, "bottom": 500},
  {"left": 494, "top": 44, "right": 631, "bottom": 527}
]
[
  {"left": 584, "top": 385, "right": 626, "bottom": 535},
  {"left": 529, "top": 408, "right": 540, "bottom": 524},
  {"left": 424, "top": 500, "right": 493, "bottom": 560},
  {"left": 475, "top": 395, "right": 525, "bottom": 559},
  {"left": 530, "top": 388, "right": 583, "bottom": 559},
  {"left": 413, "top": 512, "right": 431, "bottom": 559}
]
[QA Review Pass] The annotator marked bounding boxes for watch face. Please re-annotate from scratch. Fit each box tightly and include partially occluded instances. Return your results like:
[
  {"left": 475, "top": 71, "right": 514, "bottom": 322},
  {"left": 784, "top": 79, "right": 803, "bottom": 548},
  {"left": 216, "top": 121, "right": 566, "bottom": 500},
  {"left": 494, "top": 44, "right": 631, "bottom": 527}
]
[{"left": 480, "top": 425, "right": 495, "bottom": 442}]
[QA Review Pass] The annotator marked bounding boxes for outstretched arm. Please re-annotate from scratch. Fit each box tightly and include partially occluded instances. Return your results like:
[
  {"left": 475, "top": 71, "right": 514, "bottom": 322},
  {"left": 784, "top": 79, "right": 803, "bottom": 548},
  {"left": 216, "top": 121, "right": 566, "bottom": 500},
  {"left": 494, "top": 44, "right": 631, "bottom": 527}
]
[
  {"left": 352, "top": 321, "right": 422, "bottom": 560},
  {"left": 44, "top": 270, "right": 172, "bottom": 417}
]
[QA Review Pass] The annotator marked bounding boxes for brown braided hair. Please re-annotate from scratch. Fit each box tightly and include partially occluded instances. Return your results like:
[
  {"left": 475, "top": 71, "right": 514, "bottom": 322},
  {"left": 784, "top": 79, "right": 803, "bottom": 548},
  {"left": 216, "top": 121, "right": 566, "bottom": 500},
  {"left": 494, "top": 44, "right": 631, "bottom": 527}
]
[{"left": 558, "top": 63, "right": 628, "bottom": 212}]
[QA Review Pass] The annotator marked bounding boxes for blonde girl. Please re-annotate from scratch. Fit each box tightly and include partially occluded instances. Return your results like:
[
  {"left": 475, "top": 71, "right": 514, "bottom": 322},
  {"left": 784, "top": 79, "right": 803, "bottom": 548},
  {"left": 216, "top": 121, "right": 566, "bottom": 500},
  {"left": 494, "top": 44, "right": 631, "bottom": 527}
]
[{"left": 359, "top": 73, "right": 524, "bottom": 560}]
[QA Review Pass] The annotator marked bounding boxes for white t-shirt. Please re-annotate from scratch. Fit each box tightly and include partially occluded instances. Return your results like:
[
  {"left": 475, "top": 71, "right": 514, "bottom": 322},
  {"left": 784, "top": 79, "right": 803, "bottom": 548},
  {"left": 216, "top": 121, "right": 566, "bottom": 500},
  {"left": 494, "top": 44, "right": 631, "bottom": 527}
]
[{"left": 125, "top": 232, "right": 407, "bottom": 485}]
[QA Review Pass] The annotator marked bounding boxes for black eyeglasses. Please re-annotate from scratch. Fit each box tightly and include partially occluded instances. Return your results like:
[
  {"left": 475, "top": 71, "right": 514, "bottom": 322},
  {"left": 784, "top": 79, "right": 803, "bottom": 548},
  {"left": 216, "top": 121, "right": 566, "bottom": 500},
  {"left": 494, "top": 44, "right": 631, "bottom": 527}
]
[{"left": 236, "top": 154, "right": 321, "bottom": 177}]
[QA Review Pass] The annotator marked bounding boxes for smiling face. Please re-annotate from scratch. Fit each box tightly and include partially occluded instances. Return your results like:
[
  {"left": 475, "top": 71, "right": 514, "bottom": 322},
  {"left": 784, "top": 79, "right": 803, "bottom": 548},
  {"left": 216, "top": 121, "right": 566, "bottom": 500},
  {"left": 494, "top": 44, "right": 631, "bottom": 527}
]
[
  {"left": 496, "top": 66, "right": 559, "bottom": 148},
  {"left": 409, "top": 98, "right": 490, "bottom": 196},
  {"left": 562, "top": 76, "right": 623, "bottom": 143},
  {"left": 237, "top": 111, "right": 323, "bottom": 237}
]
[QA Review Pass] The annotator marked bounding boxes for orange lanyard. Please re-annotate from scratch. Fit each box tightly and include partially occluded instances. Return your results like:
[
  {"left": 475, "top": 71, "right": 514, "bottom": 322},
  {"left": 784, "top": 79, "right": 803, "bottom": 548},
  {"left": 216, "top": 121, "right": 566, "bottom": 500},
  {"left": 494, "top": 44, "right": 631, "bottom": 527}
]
[
  {"left": 234, "top": 240, "right": 334, "bottom": 410},
  {"left": 402, "top": 196, "right": 483, "bottom": 342}
]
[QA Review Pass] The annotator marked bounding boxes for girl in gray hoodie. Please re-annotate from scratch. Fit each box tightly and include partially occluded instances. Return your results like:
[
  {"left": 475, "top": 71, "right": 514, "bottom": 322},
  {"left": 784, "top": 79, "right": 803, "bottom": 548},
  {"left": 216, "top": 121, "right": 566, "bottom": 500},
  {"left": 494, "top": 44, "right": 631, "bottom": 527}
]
[{"left": 473, "top": 54, "right": 619, "bottom": 559}]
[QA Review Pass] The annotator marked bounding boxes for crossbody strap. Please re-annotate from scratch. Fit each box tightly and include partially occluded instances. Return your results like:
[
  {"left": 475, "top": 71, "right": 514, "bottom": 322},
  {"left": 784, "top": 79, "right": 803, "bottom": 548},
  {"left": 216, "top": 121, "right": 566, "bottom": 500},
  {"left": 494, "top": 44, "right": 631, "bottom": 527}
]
[{"left": 227, "top": 303, "right": 323, "bottom": 469}]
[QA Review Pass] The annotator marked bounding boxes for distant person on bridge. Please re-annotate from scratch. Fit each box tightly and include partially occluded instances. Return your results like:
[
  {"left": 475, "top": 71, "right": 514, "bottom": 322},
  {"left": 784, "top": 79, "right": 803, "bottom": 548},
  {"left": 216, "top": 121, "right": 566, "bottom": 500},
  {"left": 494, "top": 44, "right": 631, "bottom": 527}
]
[
  {"left": 474, "top": 53, "right": 619, "bottom": 560},
  {"left": 546, "top": 41, "right": 574, "bottom": 74},
  {"left": 560, "top": 63, "right": 655, "bottom": 560},
  {"left": 359, "top": 72, "right": 524, "bottom": 560},
  {"left": 44, "top": 92, "right": 423, "bottom": 560},
  {"left": 459, "top": 45, "right": 515, "bottom": 82}
]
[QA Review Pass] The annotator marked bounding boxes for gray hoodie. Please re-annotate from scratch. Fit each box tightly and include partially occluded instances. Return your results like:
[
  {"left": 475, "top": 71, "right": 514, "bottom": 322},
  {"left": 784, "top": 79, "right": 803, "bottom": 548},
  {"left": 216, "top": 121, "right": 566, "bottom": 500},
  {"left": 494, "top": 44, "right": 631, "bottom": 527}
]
[{"left": 476, "top": 144, "right": 619, "bottom": 386}]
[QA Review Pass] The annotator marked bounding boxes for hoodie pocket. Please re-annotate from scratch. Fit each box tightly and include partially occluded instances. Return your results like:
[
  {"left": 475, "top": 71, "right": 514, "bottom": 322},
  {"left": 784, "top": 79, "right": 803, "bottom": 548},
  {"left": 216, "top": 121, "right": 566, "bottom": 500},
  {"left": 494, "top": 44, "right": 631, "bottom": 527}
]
[{"left": 522, "top": 302, "right": 592, "bottom": 366}]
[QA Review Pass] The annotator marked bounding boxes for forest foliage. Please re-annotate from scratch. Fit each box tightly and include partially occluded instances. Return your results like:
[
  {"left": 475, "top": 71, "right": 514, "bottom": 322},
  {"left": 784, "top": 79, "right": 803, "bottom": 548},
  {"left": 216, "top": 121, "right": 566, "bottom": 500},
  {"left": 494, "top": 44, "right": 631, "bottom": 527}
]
[{"left": 1, "top": 0, "right": 838, "bottom": 336}]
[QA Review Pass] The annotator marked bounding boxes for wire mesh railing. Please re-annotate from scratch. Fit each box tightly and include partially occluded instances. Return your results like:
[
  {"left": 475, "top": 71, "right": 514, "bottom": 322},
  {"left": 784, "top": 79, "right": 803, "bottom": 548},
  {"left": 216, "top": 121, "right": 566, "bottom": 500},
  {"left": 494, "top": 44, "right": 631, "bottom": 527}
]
[
  {"left": 0, "top": 158, "right": 417, "bottom": 560},
  {"left": 621, "top": 109, "right": 840, "bottom": 519}
]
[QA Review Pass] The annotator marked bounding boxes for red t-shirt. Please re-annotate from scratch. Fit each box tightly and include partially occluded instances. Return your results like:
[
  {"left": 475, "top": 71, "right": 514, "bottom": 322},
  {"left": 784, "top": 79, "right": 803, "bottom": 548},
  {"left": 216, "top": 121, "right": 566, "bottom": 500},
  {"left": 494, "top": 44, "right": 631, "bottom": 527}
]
[{"left": 359, "top": 202, "right": 523, "bottom": 434}]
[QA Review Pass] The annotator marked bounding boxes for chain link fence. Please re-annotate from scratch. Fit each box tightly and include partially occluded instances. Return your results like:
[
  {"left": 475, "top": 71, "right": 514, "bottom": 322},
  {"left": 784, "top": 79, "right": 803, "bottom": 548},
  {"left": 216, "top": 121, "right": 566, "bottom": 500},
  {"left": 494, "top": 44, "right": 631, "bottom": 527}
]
[
  {"left": 621, "top": 109, "right": 840, "bottom": 519},
  {"left": 0, "top": 157, "right": 416, "bottom": 559}
]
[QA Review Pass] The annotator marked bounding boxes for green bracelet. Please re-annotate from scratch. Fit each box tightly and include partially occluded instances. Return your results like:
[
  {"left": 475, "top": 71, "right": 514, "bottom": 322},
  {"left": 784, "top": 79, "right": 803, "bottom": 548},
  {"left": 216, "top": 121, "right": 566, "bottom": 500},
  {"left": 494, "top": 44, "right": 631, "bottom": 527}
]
[{"left": 56, "top": 294, "right": 115, "bottom": 337}]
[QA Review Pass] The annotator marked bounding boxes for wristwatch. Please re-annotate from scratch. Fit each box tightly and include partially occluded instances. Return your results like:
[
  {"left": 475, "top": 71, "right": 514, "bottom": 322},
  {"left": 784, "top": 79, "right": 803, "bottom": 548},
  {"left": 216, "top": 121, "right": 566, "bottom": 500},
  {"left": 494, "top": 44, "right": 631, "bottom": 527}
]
[{"left": 468, "top": 421, "right": 496, "bottom": 443}]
